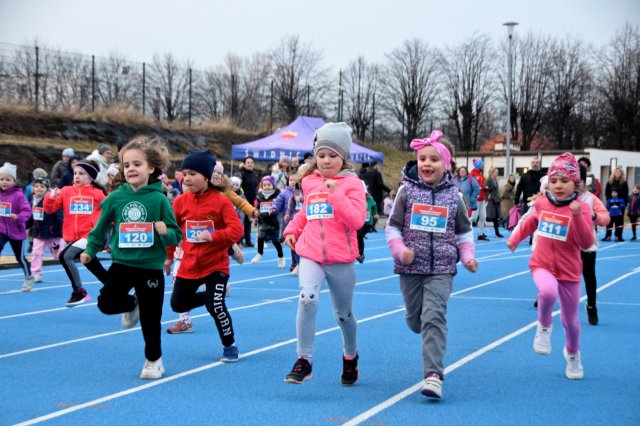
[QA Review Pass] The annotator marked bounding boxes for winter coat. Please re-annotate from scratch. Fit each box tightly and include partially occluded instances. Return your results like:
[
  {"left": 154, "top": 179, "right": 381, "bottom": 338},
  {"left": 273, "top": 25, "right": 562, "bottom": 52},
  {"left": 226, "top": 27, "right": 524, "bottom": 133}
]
[
  {"left": 0, "top": 185, "right": 32, "bottom": 240},
  {"left": 284, "top": 169, "right": 366, "bottom": 264},
  {"left": 29, "top": 195, "right": 63, "bottom": 240},
  {"left": 455, "top": 175, "right": 480, "bottom": 210},
  {"left": 43, "top": 183, "right": 105, "bottom": 242},
  {"left": 169, "top": 187, "right": 242, "bottom": 278}
]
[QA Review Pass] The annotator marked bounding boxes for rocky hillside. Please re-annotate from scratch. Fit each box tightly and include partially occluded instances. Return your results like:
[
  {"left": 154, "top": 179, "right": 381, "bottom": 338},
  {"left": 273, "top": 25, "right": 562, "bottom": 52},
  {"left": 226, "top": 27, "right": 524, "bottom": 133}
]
[{"left": 0, "top": 108, "right": 260, "bottom": 183}]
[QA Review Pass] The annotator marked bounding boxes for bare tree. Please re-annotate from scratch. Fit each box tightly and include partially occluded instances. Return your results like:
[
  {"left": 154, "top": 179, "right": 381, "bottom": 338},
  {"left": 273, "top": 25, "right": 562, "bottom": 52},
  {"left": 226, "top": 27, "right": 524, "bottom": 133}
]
[
  {"left": 596, "top": 23, "right": 640, "bottom": 151},
  {"left": 502, "top": 33, "right": 552, "bottom": 151},
  {"left": 97, "top": 53, "right": 140, "bottom": 108},
  {"left": 344, "top": 56, "right": 379, "bottom": 142},
  {"left": 543, "top": 37, "right": 593, "bottom": 150},
  {"left": 382, "top": 39, "right": 440, "bottom": 148},
  {"left": 442, "top": 34, "right": 494, "bottom": 151},
  {"left": 270, "top": 35, "right": 330, "bottom": 122},
  {"left": 148, "top": 53, "right": 191, "bottom": 121}
]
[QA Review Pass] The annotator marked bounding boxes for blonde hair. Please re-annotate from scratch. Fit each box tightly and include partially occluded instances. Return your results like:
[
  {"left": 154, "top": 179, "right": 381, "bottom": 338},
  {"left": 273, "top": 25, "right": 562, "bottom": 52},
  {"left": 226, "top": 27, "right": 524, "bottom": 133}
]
[
  {"left": 119, "top": 136, "right": 170, "bottom": 183},
  {"left": 608, "top": 166, "right": 626, "bottom": 185}
]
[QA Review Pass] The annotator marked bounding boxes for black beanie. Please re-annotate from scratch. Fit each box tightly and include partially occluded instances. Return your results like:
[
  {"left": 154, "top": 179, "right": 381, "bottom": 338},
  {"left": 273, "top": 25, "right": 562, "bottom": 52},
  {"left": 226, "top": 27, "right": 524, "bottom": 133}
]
[
  {"left": 181, "top": 149, "right": 216, "bottom": 179},
  {"left": 579, "top": 164, "right": 587, "bottom": 182},
  {"left": 76, "top": 162, "right": 99, "bottom": 182}
]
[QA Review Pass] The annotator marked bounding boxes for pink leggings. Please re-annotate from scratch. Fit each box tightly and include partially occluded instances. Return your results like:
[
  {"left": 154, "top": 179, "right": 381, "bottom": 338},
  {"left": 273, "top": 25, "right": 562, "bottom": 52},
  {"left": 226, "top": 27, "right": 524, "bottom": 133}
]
[{"left": 532, "top": 268, "right": 581, "bottom": 354}]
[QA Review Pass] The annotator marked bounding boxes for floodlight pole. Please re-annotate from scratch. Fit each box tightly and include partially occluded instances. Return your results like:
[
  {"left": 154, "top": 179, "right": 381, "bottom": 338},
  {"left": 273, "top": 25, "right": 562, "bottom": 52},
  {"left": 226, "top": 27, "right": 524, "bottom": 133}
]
[{"left": 503, "top": 21, "right": 518, "bottom": 177}]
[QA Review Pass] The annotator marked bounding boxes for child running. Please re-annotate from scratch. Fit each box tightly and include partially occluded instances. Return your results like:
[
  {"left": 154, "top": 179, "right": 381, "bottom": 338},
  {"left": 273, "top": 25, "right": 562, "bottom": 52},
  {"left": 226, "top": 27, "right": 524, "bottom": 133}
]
[
  {"left": 0, "top": 162, "right": 35, "bottom": 291},
  {"left": 164, "top": 150, "right": 244, "bottom": 361},
  {"left": 385, "top": 130, "right": 477, "bottom": 399},
  {"left": 283, "top": 122, "right": 366, "bottom": 385},
  {"left": 356, "top": 186, "right": 378, "bottom": 263},
  {"left": 28, "top": 176, "right": 64, "bottom": 285},
  {"left": 44, "top": 159, "right": 109, "bottom": 306},
  {"left": 81, "top": 136, "right": 182, "bottom": 379},
  {"left": 251, "top": 175, "right": 285, "bottom": 267},
  {"left": 507, "top": 152, "right": 594, "bottom": 380}
]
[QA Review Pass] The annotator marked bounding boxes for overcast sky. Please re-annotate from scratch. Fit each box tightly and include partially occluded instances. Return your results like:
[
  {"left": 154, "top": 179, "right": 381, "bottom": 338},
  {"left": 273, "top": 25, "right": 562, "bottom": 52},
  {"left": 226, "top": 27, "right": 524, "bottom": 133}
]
[{"left": 1, "top": 0, "right": 638, "bottom": 71}]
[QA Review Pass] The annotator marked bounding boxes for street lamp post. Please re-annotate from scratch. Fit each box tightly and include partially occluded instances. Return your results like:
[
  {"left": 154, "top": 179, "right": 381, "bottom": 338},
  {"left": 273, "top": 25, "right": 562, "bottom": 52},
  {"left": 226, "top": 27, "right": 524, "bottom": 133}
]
[{"left": 503, "top": 21, "right": 518, "bottom": 177}]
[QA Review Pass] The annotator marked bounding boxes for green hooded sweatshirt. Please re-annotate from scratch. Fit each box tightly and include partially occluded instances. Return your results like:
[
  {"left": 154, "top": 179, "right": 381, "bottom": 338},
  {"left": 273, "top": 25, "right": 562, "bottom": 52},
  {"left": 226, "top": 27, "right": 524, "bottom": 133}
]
[{"left": 84, "top": 181, "right": 182, "bottom": 270}]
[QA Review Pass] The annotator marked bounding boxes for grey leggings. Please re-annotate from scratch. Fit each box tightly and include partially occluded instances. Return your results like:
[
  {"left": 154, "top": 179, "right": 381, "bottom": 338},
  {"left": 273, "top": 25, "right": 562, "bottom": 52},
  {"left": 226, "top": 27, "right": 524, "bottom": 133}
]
[{"left": 295, "top": 257, "right": 357, "bottom": 359}]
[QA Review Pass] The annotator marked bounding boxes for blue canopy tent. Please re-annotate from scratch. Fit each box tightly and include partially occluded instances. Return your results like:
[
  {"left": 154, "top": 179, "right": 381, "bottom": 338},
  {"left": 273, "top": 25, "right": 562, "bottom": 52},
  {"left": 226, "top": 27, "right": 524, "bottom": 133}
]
[{"left": 231, "top": 116, "right": 384, "bottom": 164}]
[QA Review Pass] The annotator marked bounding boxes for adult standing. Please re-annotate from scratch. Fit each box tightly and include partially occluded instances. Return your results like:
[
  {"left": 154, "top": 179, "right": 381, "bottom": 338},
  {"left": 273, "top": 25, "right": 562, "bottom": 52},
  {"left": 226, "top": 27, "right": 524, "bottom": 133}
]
[
  {"left": 469, "top": 159, "right": 489, "bottom": 241},
  {"left": 290, "top": 156, "right": 300, "bottom": 174},
  {"left": 454, "top": 166, "right": 480, "bottom": 216},
  {"left": 603, "top": 166, "right": 629, "bottom": 241},
  {"left": 239, "top": 156, "right": 258, "bottom": 247},
  {"left": 86, "top": 144, "right": 113, "bottom": 187},
  {"left": 514, "top": 156, "right": 545, "bottom": 215},
  {"left": 363, "top": 160, "right": 390, "bottom": 214},
  {"left": 578, "top": 157, "right": 601, "bottom": 197},
  {"left": 50, "top": 148, "right": 74, "bottom": 187},
  {"left": 485, "top": 167, "right": 503, "bottom": 238},
  {"left": 500, "top": 174, "right": 517, "bottom": 226}
]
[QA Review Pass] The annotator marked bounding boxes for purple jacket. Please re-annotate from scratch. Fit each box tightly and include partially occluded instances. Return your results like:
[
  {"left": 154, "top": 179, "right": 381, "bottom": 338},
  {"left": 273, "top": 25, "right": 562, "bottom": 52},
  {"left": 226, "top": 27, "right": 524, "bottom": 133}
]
[{"left": 0, "top": 185, "right": 32, "bottom": 240}]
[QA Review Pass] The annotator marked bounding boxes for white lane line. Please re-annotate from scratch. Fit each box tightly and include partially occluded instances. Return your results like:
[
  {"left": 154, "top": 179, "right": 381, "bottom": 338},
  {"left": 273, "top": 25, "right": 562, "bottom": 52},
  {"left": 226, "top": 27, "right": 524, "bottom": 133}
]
[{"left": 342, "top": 266, "right": 640, "bottom": 426}]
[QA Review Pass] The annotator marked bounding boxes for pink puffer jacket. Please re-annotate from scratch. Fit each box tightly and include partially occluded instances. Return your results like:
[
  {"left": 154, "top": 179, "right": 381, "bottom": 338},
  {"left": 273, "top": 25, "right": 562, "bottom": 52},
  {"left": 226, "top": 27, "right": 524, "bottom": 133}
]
[{"left": 284, "top": 169, "right": 366, "bottom": 264}]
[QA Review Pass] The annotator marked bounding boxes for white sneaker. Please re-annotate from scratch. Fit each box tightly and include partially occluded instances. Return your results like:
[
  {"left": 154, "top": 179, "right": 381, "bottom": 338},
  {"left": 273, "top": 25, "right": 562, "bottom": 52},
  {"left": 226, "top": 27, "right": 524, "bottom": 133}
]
[
  {"left": 122, "top": 303, "right": 140, "bottom": 328},
  {"left": 251, "top": 254, "right": 263, "bottom": 264},
  {"left": 291, "top": 265, "right": 299, "bottom": 276},
  {"left": 533, "top": 323, "right": 552, "bottom": 355},
  {"left": 140, "top": 357, "right": 164, "bottom": 379},
  {"left": 231, "top": 243, "right": 244, "bottom": 264},
  {"left": 563, "top": 347, "right": 584, "bottom": 380},
  {"left": 34, "top": 274, "right": 43, "bottom": 283},
  {"left": 421, "top": 373, "right": 442, "bottom": 398},
  {"left": 21, "top": 275, "right": 35, "bottom": 292},
  {"left": 278, "top": 257, "right": 286, "bottom": 268}
]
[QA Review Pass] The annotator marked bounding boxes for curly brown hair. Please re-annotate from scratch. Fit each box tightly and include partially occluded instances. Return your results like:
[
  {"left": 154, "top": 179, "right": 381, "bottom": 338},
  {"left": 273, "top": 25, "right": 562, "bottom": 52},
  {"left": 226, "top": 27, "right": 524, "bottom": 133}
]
[{"left": 118, "top": 135, "right": 170, "bottom": 183}]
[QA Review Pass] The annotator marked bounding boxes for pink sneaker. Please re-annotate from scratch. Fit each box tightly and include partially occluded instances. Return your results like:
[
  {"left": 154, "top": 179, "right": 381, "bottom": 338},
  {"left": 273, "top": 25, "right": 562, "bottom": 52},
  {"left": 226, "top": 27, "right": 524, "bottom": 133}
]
[{"left": 167, "top": 319, "right": 193, "bottom": 334}]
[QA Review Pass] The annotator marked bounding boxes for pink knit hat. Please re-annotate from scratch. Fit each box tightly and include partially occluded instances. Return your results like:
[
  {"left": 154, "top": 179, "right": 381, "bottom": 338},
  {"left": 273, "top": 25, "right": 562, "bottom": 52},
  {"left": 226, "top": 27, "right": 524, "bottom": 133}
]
[{"left": 548, "top": 153, "right": 580, "bottom": 185}]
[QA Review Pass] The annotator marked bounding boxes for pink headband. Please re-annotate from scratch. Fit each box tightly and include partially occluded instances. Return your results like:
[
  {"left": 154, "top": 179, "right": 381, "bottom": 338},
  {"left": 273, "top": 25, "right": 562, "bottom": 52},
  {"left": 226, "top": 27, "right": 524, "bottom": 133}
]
[{"left": 409, "top": 131, "right": 452, "bottom": 170}]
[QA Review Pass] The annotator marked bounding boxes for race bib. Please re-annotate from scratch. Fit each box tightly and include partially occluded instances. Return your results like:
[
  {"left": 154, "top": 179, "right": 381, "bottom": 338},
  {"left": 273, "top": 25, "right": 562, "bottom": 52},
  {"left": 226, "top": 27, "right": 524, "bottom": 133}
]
[
  {"left": 118, "top": 222, "right": 154, "bottom": 248},
  {"left": 260, "top": 201, "right": 274, "bottom": 214},
  {"left": 0, "top": 201, "right": 11, "bottom": 217},
  {"left": 69, "top": 196, "right": 93, "bottom": 215},
  {"left": 365, "top": 212, "right": 371, "bottom": 222},
  {"left": 537, "top": 211, "right": 571, "bottom": 242},
  {"left": 32, "top": 207, "right": 44, "bottom": 221},
  {"left": 409, "top": 204, "right": 448, "bottom": 233},
  {"left": 185, "top": 220, "right": 214, "bottom": 243},
  {"left": 306, "top": 193, "right": 334, "bottom": 219},
  {"left": 295, "top": 201, "right": 303, "bottom": 211}
]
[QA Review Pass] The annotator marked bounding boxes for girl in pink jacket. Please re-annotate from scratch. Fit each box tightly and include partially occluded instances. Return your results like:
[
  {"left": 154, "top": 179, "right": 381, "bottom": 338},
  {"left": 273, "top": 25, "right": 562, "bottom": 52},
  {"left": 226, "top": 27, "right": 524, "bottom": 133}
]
[
  {"left": 507, "top": 153, "right": 593, "bottom": 380},
  {"left": 283, "top": 122, "right": 366, "bottom": 386}
]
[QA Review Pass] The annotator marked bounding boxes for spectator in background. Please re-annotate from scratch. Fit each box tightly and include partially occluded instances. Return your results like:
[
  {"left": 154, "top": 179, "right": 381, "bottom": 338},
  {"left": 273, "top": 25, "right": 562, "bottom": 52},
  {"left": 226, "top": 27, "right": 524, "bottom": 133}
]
[
  {"left": 485, "top": 167, "right": 503, "bottom": 238},
  {"left": 515, "top": 156, "right": 545, "bottom": 215},
  {"left": 500, "top": 174, "right": 517, "bottom": 227},
  {"left": 578, "top": 157, "right": 601, "bottom": 197},
  {"left": 271, "top": 155, "right": 290, "bottom": 191},
  {"left": 362, "top": 160, "right": 389, "bottom": 214},
  {"left": 455, "top": 166, "right": 480, "bottom": 217},
  {"left": 57, "top": 156, "right": 81, "bottom": 188},
  {"left": 86, "top": 144, "right": 114, "bottom": 187},
  {"left": 50, "top": 147, "right": 74, "bottom": 186},
  {"left": 603, "top": 166, "right": 629, "bottom": 241},
  {"left": 358, "top": 162, "right": 369, "bottom": 180},
  {"left": 239, "top": 156, "right": 258, "bottom": 247},
  {"left": 290, "top": 156, "right": 300, "bottom": 173},
  {"left": 469, "top": 159, "right": 490, "bottom": 241}
]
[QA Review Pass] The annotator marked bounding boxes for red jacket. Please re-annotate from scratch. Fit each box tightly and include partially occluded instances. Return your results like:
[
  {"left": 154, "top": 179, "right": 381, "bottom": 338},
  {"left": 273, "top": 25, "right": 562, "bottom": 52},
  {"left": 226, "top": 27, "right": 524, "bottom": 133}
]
[
  {"left": 469, "top": 169, "right": 488, "bottom": 201},
  {"left": 43, "top": 184, "right": 105, "bottom": 242},
  {"left": 169, "top": 189, "right": 243, "bottom": 278}
]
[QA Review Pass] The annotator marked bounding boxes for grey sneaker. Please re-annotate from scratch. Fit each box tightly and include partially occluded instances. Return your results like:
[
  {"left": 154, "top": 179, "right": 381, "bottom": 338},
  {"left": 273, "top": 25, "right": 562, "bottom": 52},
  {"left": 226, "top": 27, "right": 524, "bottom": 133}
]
[
  {"left": 21, "top": 275, "right": 36, "bottom": 292},
  {"left": 533, "top": 323, "right": 552, "bottom": 355},
  {"left": 140, "top": 357, "right": 164, "bottom": 379},
  {"left": 563, "top": 347, "right": 584, "bottom": 380},
  {"left": 122, "top": 302, "right": 140, "bottom": 329}
]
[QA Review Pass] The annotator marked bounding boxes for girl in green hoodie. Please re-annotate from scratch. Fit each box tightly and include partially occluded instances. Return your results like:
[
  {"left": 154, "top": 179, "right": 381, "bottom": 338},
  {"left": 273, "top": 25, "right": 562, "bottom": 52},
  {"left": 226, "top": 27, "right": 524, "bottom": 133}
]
[{"left": 81, "top": 136, "right": 182, "bottom": 380}]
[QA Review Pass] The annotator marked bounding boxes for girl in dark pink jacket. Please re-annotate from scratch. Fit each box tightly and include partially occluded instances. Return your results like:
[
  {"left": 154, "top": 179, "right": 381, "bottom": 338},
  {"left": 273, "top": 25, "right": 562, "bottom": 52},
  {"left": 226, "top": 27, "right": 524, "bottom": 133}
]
[{"left": 0, "top": 162, "right": 34, "bottom": 291}]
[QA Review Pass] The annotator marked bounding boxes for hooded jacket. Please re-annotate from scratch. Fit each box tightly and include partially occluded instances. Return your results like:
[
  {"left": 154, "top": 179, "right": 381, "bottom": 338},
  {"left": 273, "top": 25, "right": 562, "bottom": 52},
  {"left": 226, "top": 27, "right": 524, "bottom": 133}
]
[
  {"left": 44, "top": 183, "right": 105, "bottom": 242},
  {"left": 169, "top": 188, "right": 243, "bottom": 278},
  {"left": 283, "top": 169, "right": 366, "bottom": 264},
  {"left": 30, "top": 194, "right": 63, "bottom": 240},
  {"left": 0, "top": 185, "right": 32, "bottom": 240},
  {"left": 84, "top": 181, "right": 181, "bottom": 270}
]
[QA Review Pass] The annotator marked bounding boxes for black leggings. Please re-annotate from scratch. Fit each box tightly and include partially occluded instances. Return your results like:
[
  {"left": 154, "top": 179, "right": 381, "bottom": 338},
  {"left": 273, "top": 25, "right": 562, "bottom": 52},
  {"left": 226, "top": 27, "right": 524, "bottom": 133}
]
[
  {"left": 171, "top": 271, "right": 235, "bottom": 347},
  {"left": 257, "top": 238, "right": 283, "bottom": 258},
  {"left": 0, "top": 235, "right": 30, "bottom": 276},
  {"left": 581, "top": 251, "right": 597, "bottom": 308},
  {"left": 98, "top": 263, "right": 165, "bottom": 361}
]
